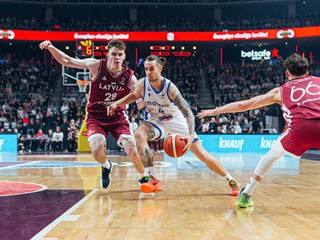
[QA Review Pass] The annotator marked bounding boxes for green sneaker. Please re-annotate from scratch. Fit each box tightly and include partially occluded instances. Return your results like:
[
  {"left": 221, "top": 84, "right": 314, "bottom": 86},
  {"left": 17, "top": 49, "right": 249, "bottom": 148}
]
[{"left": 236, "top": 188, "right": 254, "bottom": 208}]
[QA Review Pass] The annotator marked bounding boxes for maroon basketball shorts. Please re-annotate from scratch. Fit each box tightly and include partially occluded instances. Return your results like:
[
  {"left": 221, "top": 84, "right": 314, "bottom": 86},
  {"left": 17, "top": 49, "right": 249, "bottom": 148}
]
[
  {"left": 86, "top": 113, "right": 131, "bottom": 143},
  {"left": 280, "top": 119, "right": 320, "bottom": 157}
]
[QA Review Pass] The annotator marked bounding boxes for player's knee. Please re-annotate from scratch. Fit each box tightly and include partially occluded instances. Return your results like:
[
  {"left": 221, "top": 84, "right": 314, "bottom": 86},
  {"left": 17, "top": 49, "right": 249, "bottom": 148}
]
[
  {"left": 134, "top": 130, "right": 147, "bottom": 142},
  {"left": 88, "top": 134, "right": 105, "bottom": 156}
]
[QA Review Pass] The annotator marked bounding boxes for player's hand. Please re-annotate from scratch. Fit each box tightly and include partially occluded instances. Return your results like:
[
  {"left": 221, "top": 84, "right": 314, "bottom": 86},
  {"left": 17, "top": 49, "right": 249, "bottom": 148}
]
[
  {"left": 107, "top": 102, "right": 118, "bottom": 116},
  {"left": 197, "top": 109, "right": 218, "bottom": 119},
  {"left": 136, "top": 98, "right": 146, "bottom": 110},
  {"left": 39, "top": 40, "right": 53, "bottom": 50},
  {"left": 181, "top": 134, "right": 194, "bottom": 153}
]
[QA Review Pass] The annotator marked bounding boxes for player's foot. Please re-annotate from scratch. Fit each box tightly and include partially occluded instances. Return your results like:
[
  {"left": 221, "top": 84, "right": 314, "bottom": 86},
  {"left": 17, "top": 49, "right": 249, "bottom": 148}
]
[
  {"left": 149, "top": 175, "right": 162, "bottom": 193},
  {"left": 236, "top": 188, "right": 254, "bottom": 208},
  {"left": 229, "top": 179, "right": 240, "bottom": 196},
  {"left": 100, "top": 160, "right": 113, "bottom": 189},
  {"left": 139, "top": 176, "right": 154, "bottom": 193},
  {"left": 139, "top": 175, "right": 162, "bottom": 193}
]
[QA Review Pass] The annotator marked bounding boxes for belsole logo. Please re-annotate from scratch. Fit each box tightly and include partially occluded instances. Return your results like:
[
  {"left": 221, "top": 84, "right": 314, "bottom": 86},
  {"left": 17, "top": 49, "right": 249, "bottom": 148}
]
[
  {"left": 241, "top": 50, "right": 272, "bottom": 60},
  {"left": 219, "top": 137, "right": 244, "bottom": 151}
]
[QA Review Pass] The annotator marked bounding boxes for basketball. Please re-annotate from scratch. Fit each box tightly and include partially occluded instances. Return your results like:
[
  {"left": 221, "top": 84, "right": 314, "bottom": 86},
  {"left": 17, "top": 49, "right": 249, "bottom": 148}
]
[{"left": 163, "top": 134, "right": 187, "bottom": 158}]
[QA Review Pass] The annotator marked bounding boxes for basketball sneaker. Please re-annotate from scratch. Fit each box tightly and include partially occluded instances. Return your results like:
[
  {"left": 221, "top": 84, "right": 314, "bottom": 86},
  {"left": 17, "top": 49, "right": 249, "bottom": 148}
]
[
  {"left": 236, "top": 188, "right": 254, "bottom": 208},
  {"left": 100, "top": 160, "right": 113, "bottom": 189},
  {"left": 139, "top": 175, "right": 162, "bottom": 193},
  {"left": 229, "top": 179, "right": 240, "bottom": 196},
  {"left": 149, "top": 175, "right": 162, "bottom": 193}
]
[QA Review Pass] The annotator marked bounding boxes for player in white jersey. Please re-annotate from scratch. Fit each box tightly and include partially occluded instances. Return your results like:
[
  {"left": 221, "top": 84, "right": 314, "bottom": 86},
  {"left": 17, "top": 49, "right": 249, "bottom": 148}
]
[
  {"left": 107, "top": 55, "right": 240, "bottom": 195},
  {"left": 143, "top": 76, "right": 195, "bottom": 139}
]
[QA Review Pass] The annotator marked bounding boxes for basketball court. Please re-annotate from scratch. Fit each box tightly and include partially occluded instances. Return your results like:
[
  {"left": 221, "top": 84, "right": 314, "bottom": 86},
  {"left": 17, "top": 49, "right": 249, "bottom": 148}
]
[{"left": 1, "top": 150, "right": 319, "bottom": 240}]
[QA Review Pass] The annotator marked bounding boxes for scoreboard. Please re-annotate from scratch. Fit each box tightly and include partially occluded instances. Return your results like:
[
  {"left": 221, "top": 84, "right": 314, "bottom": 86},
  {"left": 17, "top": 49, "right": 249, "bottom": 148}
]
[
  {"left": 76, "top": 39, "right": 94, "bottom": 59},
  {"left": 76, "top": 40, "right": 194, "bottom": 59}
]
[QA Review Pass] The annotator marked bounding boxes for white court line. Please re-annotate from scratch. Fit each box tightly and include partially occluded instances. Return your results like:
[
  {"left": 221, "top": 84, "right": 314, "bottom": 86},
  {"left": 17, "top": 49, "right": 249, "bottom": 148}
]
[
  {"left": 30, "top": 189, "right": 97, "bottom": 240},
  {"left": 19, "top": 154, "right": 93, "bottom": 158},
  {"left": 0, "top": 161, "right": 43, "bottom": 170}
]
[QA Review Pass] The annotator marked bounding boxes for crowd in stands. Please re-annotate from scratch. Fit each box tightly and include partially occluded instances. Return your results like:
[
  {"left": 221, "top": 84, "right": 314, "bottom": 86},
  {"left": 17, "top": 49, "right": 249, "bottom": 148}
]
[
  {"left": 1, "top": 11, "right": 319, "bottom": 31},
  {"left": 199, "top": 56, "right": 320, "bottom": 135},
  {"left": 1, "top": 49, "right": 318, "bottom": 153},
  {"left": 0, "top": 54, "right": 84, "bottom": 153}
]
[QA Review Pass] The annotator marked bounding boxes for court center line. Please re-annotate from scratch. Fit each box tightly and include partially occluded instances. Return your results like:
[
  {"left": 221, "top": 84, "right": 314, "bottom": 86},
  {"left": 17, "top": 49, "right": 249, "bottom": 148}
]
[
  {"left": 30, "top": 189, "right": 98, "bottom": 240},
  {"left": 0, "top": 161, "right": 43, "bottom": 170}
]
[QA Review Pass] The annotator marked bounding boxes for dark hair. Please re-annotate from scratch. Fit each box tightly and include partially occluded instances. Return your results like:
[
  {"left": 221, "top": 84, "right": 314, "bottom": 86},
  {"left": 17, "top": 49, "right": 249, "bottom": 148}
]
[
  {"left": 145, "top": 55, "right": 167, "bottom": 67},
  {"left": 283, "top": 53, "right": 309, "bottom": 76},
  {"left": 107, "top": 39, "right": 126, "bottom": 51}
]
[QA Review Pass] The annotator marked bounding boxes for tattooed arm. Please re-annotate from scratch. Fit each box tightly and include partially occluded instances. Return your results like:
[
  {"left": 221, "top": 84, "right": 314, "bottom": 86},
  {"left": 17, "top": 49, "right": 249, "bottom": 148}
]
[{"left": 168, "top": 83, "right": 195, "bottom": 151}]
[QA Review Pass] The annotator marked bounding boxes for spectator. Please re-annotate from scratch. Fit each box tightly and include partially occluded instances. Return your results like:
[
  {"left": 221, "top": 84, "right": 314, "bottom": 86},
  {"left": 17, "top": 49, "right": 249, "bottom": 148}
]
[
  {"left": 60, "top": 101, "right": 69, "bottom": 116},
  {"left": 202, "top": 119, "right": 210, "bottom": 133},
  {"left": 269, "top": 124, "right": 278, "bottom": 134},
  {"left": 234, "top": 121, "right": 242, "bottom": 134},
  {"left": 129, "top": 117, "right": 138, "bottom": 132},
  {"left": 35, "top": 128, "right": 46, "bottom": 151},
  {"left": 51, "top": 126, "right": 64, "bottom": 152},
  {"left": 208, "top": 117, "right": 217, "bottom": 133},
  {"left": 66, "top": 132, "right": 77, "bottom": 152}
]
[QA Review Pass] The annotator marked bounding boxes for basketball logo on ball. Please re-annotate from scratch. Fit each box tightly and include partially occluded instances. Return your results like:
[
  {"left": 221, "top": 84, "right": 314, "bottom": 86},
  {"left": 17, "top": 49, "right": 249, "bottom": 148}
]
[{"left": 163, "top": 134, "right": 187, "bottom": 158}]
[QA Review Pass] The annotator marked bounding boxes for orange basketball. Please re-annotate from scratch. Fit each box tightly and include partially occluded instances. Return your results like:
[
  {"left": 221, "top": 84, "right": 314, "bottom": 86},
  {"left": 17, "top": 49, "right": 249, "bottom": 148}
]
[{"left": 163, "top": 134, "right": 187, "bottom": 158}]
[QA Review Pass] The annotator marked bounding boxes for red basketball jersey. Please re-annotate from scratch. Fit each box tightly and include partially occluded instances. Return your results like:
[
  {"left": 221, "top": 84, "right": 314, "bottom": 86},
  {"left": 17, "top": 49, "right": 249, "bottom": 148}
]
[
  {"left": 280, "top": 76, "right": 320, "bottom": 126},
  {"left": 87, "top": 59, "right": 133, "bottom": 116}
]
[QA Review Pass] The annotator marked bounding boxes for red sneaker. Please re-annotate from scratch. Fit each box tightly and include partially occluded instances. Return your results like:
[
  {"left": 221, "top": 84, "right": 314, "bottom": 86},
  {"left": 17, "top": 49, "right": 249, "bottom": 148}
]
[
  {"left": 229, "top": 179, "right": 240, "bottom": 196},
  {"left": 149, "top": 175, "right": 162, "bottom": 193},
  {"left": 139, "top": 175, "right": 162, "bottom": 193},
  {"left": 139, "top": 176, "right": 154, "bottom": 193}
]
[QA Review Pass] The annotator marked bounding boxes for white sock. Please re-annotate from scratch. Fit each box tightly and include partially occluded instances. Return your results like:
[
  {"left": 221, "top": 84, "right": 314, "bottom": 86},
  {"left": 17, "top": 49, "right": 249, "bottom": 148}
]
[
  {"left": 139, "top": 173, "right": 146, "bottom": 179},
  {"left": 145, "top": 166, "right": 155, "bottom": 177},
  {"left": 102, "top": 159, "right": 111, "bottom": 169},
  {"left": 224, "top": 172, "right": 234, "bottom": 181},
  {"left": 243, "top": 177, "right": 259, "bottom": 196}
]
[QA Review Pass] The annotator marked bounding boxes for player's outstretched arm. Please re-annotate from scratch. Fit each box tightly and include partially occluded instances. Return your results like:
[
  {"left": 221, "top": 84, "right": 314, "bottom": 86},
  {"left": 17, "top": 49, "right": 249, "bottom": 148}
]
[
  {"left": 197, "top": 87, "right": 281, "bottom": 119},
  {"left": 168, "top": 83, "right": 194, "bottom": 151},
  {"left": 107, "top": 78, "right": 144, "bottom": 116},
  {"left": 39, "top": 40, "right": 99, "bottom": 70},
  {"left": 128, "top": 76, "right": 146, "bottom": 109}
]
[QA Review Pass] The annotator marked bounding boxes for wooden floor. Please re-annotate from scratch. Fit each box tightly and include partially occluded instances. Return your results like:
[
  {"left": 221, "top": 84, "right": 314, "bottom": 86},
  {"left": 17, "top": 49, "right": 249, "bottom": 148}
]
[{"left": 1, "top": 152, "right": 320, "bottom": 240}]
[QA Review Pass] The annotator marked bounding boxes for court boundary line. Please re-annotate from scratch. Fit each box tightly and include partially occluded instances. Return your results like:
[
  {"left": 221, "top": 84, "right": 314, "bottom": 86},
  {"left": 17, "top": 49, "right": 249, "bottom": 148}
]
[
  {"left": 0, "top": 161, "right": 43, "bottom": 170},
  {"left": 30, "top": 189, "right": 98, "bottom": 240}
]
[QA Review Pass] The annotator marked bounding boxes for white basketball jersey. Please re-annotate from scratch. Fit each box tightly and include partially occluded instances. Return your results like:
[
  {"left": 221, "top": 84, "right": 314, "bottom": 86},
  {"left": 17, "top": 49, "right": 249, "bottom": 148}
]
[{"left": 142, "top": 77, "right": 183, "bottom": 121}]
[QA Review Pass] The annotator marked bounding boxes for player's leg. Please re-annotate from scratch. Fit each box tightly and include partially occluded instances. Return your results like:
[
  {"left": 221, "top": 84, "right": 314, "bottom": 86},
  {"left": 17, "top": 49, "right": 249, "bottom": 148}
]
[
  {"left": 237, "top": 128, "right": 311, "bottom": 208},
  {"left": 134, "top": 123, "right": 157, "bottom": 174},
  {"left": 86, "top": 119, "right": 112, "bottom": 189},
  {"left": 189, "top": 140, "right": 240, "bottom": 196},
  {"left": 134, "top": 122, "right": 163, "bottom": 193},
  {"left": 236, "top": 140, "right": 288, "bottom": 208},
  {"left": 88, "top": 133, "right": 112, "bottom": 189},
  {"left": 110, "top": 120, "right": 145, "bottom": 176},
  {"left": 118, "top": 134, "right": 145, "bottom": 176},
  {"left": 165, "top": 116, "right": 240, "bottom": 196},
  {"left": 110, "top": 120, "right": 158, "bottom": 193}
]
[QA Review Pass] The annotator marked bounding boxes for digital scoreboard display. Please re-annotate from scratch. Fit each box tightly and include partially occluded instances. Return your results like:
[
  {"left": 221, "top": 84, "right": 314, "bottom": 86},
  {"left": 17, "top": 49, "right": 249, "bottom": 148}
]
[{"left": 76, "top": 40, "right": 94, "bottom": 59}]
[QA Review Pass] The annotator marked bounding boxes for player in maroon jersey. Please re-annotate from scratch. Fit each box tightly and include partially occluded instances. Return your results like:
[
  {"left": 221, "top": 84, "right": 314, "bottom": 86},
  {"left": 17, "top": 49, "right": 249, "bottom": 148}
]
[
  {"left": 198, "top": 53, "right": 320, "bottom": 208},
  {"left": 39, "top": 39, "right": 150, "bottom": 190}
]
